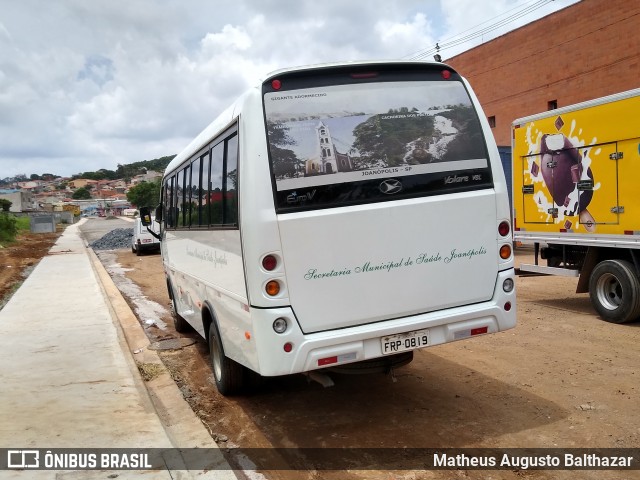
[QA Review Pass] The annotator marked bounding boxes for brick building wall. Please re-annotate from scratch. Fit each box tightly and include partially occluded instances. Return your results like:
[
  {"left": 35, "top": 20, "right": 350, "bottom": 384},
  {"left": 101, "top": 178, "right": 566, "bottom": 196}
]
[{"left": 446, "top": 0, "right": 640, "bottom": 146}]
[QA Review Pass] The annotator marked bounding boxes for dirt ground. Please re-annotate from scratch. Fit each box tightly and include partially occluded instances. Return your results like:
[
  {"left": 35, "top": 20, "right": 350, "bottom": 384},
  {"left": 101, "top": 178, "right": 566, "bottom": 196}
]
[
  {"left": 4, "top": 233, "right": 636, "bottom": 479},
  {"left": 0, "top": 229, "right": 62, "bottom": 307},
  {"left": 0, "top": 232, "right": 640, "bottom": 480},
  {"left": 106, "top": 248, "right": 640, "bottom": 480}
]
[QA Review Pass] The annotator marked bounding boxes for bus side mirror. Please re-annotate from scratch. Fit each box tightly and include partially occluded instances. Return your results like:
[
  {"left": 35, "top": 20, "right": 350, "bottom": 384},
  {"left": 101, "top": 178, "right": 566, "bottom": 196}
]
[
  {"left": 154, "top": 204, "right": 163, "bottom": 223},
  {"left": 139, "top": 207, "right": 152, "bottom": 226}
]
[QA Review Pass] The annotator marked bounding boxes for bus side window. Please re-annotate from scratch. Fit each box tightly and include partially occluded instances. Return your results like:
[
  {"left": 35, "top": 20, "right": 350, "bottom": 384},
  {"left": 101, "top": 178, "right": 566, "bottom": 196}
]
[
  {"left": 165, "top": 176, "right": 174, "bottom": 228},
  {"left": 182, "top": 164, "right": 192, "bottom": 228},
  {"left": 175, "top": 169, "right": 185, "bottom": 228},
  {"left": 209, "top": 142, "right": 224, "bottom": 225},
  {"left": 190, "top": 156, "right": 202, "bottom": 227},
  {"left": 224, "top": 134, "right": 238, "bottom": 225},
  {"left": 199, "top": 151, "right": 210, "bottom": 226}
]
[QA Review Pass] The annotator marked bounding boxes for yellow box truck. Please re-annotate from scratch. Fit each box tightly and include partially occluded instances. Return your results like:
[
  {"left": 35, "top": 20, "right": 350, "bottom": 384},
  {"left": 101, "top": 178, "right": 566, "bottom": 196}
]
[{"left": 512, "top": 88, "right": 640, "bottom": 323}]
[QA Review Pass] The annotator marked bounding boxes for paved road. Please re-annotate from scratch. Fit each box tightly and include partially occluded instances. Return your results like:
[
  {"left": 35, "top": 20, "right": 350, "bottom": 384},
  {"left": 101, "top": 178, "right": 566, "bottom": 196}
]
[{"left": 79, "top": 216, "right": 133, "bottom": 244}]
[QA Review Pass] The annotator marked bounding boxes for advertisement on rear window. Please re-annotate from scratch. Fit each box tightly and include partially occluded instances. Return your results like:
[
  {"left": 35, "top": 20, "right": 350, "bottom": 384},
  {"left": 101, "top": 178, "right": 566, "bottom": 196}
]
[{"left": 265, "top": 81, "right": 488, "bottom": 192}]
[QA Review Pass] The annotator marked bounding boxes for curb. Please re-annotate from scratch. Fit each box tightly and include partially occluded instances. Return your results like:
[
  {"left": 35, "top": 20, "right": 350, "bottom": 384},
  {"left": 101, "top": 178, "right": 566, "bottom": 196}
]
[{"left": 87, "top": 246, "right": 238, "bottom": 479}]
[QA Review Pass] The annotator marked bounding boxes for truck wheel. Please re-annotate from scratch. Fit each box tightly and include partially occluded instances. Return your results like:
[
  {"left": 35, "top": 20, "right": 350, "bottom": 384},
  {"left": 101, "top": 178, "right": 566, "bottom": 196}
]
[
  {"left": 168, "top": 284, "right": 191, "bottom": 333},
  {"left": 208, "top": 322, "right": 245, "bottom": 396},
  {"left": 589, "top": 260, "right": 640, "bottom": 324}
]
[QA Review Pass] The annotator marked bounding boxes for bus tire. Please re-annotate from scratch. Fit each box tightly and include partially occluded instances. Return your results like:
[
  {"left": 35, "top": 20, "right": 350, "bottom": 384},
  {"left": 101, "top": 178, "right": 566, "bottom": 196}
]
[
  {"left": 589, "top": 259, "right": 640, "bottom": 324},
  {"left": 131, "top": 243, "right": 136, "bottom": 254},
  {"left": 208, "top": 321, "right": 245, "bottom": 396},
  {"left": 168, "top": 284, "right": 190, "bottom": 333}
]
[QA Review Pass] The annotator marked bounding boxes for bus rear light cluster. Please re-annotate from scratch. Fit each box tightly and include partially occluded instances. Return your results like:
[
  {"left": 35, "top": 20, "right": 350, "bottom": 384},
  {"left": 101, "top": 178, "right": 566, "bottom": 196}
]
[
  {"left": 500, "top": 244, "right": 512, "bottom": 259},
  {"left": 265, "top": 280, "right": 280, "bottom": 296},
  {"left": 273, "top": 317, "right": 287, "bottom": 334},
  {"left": 502, "top": 278, "right": 514, "bottom": 293},
  {"left": 262, "top": 254, "right": 278, "bottom": 271},
  {"left": 498, "top": 221, "right": 511, "bottom": 237}
]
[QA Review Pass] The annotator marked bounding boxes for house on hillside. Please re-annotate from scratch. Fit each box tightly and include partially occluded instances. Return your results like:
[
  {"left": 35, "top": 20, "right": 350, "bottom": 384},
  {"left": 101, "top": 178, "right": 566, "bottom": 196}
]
[
  {"left": 0, "top": 189, "right": 37, "bottom": 212},
  {"left": 68, "top": 179, "right": 98, "bottom": 189}
]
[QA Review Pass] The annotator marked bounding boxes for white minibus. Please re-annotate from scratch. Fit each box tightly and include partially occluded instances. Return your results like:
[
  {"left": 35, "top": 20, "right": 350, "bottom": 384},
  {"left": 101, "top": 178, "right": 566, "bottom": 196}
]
[{"left": 147, "top": 61, "right": 516, "bottom": 395}]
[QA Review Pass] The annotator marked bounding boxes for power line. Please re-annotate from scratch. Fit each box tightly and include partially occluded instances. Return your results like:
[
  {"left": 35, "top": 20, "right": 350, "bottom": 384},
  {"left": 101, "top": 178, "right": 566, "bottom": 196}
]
[
  {"left": 405, "top": 0, "right": 555, "bottom": 60},
  {"left": 404, "top": 0, "right": 542, "bottom": 58}
]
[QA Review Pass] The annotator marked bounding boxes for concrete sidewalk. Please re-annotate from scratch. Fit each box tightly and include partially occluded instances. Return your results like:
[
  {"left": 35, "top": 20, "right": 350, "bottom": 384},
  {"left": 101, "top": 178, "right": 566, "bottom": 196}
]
[{"left": 0, "top": 221, "right": 236, "bottom": 479}]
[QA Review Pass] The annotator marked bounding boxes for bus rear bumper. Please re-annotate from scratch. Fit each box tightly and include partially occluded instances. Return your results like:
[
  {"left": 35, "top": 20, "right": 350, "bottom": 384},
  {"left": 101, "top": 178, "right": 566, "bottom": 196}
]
[{"left": 249, "top": 269, "right": 516, "bottom": 377}]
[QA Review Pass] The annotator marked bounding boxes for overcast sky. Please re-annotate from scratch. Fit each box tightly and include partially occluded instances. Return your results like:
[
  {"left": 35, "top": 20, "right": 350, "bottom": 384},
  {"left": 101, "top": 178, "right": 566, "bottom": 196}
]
[{"left": 0, "top": 0, "right": 579, "bottom": 179}]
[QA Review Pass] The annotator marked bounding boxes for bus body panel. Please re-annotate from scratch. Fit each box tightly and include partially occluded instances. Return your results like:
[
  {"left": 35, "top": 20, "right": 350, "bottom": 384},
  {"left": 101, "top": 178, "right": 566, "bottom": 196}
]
[
  {"left": 163, "top": 229, "right": 247, "bottom": 333},
  {"left": 277, "top": 190, "right": 500, "bottom": 333}
]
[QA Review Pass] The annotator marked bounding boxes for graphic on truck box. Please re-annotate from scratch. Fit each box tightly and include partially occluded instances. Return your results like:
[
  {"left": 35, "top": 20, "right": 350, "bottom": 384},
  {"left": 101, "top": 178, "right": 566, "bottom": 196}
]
[
  {"left": 520, "top": 117, "right": 602, "bottom": 232},
  {"left": 513, "top": 88, "right": 640, "bottom": 324}
]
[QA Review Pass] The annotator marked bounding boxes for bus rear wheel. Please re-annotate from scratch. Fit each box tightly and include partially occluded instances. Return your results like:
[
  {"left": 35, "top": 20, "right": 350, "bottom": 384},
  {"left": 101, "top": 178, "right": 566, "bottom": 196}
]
[
  {"left": 168, "top": 283, "right": 191, "bottom": 333},
  {"left": 589, "top": 259, "right": 640, "bottom": 324},
  {"left": 208, "top": 322, "right": 245, "bottom": 396}
]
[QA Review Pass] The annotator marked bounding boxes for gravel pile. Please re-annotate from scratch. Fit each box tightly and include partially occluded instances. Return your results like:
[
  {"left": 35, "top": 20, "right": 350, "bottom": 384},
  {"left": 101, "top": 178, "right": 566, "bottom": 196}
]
[{"left": 90, "top": 228, "right": 133, "bottom": 250}]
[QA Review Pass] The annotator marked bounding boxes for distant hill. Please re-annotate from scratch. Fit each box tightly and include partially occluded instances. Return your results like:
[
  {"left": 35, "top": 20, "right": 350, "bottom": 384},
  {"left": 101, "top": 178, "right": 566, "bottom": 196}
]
[
  {"left": 113, "top": 155, "right": 176, "bottom": 181},
  {"left": 0, "top": 155, "right": 176, "bottom": 185}
]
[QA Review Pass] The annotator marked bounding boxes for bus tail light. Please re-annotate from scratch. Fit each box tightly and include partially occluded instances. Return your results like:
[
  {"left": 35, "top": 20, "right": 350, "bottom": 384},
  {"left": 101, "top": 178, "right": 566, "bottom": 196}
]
[
  {"left": 500, "top": 244, "right": 512, "bottom": 259},
  {"left": 271, "top": 79, "right": 282, "bottom": 90},
  {"left": 498, "top": 220, "right": 510, "bottom": 237},
  {"left": 262, "top": 254, "right": 278, "bottom": 271},
  {"left": 273, "top": 317, "right": 287, "bottom": 334},
  {"left": 265, "top": 280, "right": 280, "bottom": 296}
]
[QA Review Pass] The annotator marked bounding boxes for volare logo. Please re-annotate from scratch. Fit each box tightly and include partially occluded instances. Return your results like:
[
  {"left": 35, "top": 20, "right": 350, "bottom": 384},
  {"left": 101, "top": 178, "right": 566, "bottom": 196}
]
[{"left": 379, "top": 179, "right": 402, "bottom": 194}]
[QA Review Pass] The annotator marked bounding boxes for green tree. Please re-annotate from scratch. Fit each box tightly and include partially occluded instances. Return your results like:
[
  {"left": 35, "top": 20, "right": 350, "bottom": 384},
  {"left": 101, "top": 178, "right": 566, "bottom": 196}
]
[
  {"left": 0, "top": 199, "right": 12, "bottom": 212},
  {"left": 126, "top": 179, "right": 161, "bottom": 208},
  {"left": 266, "top": 121, "right": 301, "bottom": 179},
  {"left": 438, "top": 104, "right": 486, "bottom": 162},
  {"left": 0, "top": 212, "right": 17, "bottom": 244},
  {"left": 72, "top": 187, "right": 92, "bottom": 200},
  {"left": 352, "top": 107, "right": 436, "bottom": 168}
]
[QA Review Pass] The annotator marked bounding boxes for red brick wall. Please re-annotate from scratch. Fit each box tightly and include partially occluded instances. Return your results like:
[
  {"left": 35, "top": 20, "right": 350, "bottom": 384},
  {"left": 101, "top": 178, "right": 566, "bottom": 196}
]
[{"left": 446, "top": 0, "right": 640, "bottom": 146}]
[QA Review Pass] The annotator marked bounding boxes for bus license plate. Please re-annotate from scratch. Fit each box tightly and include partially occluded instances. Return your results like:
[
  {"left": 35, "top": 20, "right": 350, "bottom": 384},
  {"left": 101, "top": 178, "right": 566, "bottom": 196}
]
[{"left": 381, "top": 329, "right": 429, "bottom": 355}]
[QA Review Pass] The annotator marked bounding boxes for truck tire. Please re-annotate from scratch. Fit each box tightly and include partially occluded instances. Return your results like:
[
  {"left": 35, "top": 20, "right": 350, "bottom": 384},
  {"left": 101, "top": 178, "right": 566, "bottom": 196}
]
[
  {"left": 208, "top": 321, "right": 245, "bottom": 396},
  {"left": 589, "top": 259, "right": 640, "bottom": 324}
]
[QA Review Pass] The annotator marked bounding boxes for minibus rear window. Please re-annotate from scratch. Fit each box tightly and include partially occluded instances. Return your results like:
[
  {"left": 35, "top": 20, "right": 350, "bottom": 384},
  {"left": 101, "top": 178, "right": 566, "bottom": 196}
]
[{"left": 263, "top": 68, "right": 493, "bottom": 212}]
